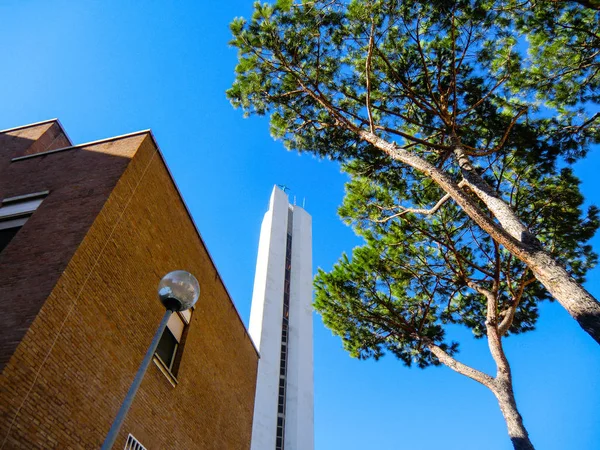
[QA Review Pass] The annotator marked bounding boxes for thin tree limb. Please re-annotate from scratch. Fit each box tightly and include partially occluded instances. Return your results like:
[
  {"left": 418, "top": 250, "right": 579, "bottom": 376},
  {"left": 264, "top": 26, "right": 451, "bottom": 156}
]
[
  {"left": 426, "top": 342, "right": 495, "bottom": 388},
  {"left": 366, "top": 20, "right": 376, "bottom": 134}
]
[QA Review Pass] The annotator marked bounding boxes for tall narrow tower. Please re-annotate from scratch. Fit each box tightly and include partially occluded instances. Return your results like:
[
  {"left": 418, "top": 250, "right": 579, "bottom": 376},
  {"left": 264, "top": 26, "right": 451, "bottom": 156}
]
[{"left": 249, "top": 186, "right": 314, "bottom": 450}]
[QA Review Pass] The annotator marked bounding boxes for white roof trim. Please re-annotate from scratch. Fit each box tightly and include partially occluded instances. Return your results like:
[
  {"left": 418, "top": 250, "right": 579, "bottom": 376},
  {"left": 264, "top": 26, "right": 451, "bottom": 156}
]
[
  {"left": 0, "top": 118, "right": 60, "bottom": 134},
  {"left": 11, "top": 130, "right": 151, "bottom": 162}
]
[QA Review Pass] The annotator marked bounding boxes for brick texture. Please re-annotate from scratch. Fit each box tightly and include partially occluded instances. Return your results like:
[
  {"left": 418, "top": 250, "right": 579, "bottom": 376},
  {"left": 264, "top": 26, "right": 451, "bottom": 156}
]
[
  {"left": 0, "top": 121, "right": 71, "bottom": 173},
  {"left": 0, "top": 131, "right": 139, "bottom": 370},
  {"left": 0, "top": 127, "right": 258, "bottom": 449}
]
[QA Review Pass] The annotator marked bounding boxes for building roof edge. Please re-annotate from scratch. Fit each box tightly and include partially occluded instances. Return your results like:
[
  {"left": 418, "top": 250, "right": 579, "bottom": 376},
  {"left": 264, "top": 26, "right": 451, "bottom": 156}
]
[
  {"left": 11, "top": 130, "right": 152, "bottom": 162},
  {"left": 0, "top": 118, "right": 73, "bottom": 146},
  {"left": 0, "top": 118, "right": 60, "bottom": 134}
]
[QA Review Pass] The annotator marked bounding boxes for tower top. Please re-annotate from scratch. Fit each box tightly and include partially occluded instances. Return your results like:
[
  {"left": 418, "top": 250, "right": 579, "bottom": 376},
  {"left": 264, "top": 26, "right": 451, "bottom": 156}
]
[{"left": 271, "top": 184, "right": 309, "bottom": 214}]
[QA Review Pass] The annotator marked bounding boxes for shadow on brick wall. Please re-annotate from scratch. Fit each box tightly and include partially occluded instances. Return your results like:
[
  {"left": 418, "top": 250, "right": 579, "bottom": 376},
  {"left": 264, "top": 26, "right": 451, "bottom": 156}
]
[{"left": 0, "top": 139, "right": 134, "bottom": 370}]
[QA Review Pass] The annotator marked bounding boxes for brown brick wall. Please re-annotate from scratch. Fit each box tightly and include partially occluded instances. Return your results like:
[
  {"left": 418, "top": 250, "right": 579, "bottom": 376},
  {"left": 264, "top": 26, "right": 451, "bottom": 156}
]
[
  {"left": 0, "top": 134, "right": 142, "bottom": 370},
  {"left": 0, "top": 131, "right": 258, "bottom": 449},
  {"left": 0, "top": 121, "right": 71, "bottom": 173}
]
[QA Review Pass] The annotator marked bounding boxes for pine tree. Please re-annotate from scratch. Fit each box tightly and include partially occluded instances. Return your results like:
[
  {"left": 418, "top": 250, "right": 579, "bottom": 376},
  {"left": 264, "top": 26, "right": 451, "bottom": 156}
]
[
  {"left": 227, "top": 0, "right": 600, "bottom": 342},
  {"left": 313, "top": 152, "right": 596, "bottom": 449}
]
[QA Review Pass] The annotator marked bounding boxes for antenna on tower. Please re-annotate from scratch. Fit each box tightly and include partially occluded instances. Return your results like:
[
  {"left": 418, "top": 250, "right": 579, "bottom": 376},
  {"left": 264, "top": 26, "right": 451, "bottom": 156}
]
[
  {"left": 302, "top": 197, "right": 306, "bottom": 208},
  {"left": 293, "top": 195, "right": 297, "bottom": 205}
]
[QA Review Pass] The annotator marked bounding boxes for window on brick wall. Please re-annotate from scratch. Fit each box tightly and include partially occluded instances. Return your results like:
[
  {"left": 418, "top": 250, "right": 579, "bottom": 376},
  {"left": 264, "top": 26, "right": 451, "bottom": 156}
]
[
  {"left": 156, "top": 326, "right": 179, "bottom": 370},
  {"left": 0, "top": 192, "right": 47, "bottom": 255},
  {"left": 154, "top": 310, "right": 192, "bottom": 378}
]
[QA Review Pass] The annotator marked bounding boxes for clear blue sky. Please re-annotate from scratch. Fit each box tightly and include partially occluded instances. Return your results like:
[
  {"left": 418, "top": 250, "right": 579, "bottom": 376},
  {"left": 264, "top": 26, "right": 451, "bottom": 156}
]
[{"left": 1, "top": 1, "right": 598, "bottom": 449}]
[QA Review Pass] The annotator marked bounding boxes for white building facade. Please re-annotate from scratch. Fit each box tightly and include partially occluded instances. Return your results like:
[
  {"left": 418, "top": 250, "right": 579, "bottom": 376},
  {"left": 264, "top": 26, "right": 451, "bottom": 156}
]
[{"left": 249, "top": 186, "right": 314, "bottom": 450}]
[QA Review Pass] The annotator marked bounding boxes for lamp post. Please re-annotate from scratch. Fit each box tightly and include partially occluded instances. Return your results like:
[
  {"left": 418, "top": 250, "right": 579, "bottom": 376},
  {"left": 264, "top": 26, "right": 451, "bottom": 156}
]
[{"left": 100, "top": 270, "right": 200, "bottom": 450}]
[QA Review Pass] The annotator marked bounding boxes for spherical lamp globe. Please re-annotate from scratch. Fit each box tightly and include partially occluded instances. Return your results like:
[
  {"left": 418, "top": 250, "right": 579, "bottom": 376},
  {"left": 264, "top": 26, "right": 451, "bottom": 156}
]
[{"left": 157, "top": 270, "right": 200, "bottom": 312}]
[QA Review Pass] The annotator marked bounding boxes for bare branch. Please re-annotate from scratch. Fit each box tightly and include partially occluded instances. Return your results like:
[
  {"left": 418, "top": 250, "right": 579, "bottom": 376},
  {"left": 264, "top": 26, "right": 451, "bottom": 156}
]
[
  {"left": 374, "top": 193, "right": 452, "bottom": 222},
  {"left": 576, "top": 112, "right": 600, "bottom": 132},
  {"left": 466, "top": 282, "right": 513, "bottom": 377},
  {"left": 366, "top": 20, "right": 376, "bottom": 134},
  {"left": 426, "top": 342, "right": 494, "bottom": 388},
  {"left": 375, "top": 125, "right": 452, "bottom": 150},
  {"left": 498, "top": 274, "right": 536, "bottom": 335}
]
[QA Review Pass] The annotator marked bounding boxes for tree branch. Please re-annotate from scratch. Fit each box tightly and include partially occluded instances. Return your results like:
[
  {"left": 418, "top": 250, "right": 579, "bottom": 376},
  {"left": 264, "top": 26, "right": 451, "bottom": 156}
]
[
  {"left": 374, "top": 193, "right": 452, "bottom": 222},
  {"left": 365, "top": 20, "right": 376, "bottom": 134},
  {"left": 426, "top": 341, "right": 494, "bottom": 388},
  {"left": 498, "top": 274, "right": 536, "bottom": 335}
]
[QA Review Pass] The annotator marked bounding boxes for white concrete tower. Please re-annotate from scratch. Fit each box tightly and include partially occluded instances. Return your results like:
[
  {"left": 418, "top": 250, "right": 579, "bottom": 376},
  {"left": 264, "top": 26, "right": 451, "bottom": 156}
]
[{"left": 249, "top": 186, "right": 314, "bottom": 450}]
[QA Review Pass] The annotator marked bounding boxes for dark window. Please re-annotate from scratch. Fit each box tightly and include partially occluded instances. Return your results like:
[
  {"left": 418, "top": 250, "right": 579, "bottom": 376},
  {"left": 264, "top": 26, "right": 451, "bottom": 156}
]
[
  {"left": 154, "top": 311, "right": 192, "bottom": 379},
  {"left": 0, "top": 193, "right": 47, "bottom": 256},
  {"left": 0, "top": 226, "right": 21, "bottom": 253},
  {"left": 0, "top": 216, "right": 31, "bottom": 255},
  {"left": 156, "top": 328, "right": 178, "bottom": 370}
]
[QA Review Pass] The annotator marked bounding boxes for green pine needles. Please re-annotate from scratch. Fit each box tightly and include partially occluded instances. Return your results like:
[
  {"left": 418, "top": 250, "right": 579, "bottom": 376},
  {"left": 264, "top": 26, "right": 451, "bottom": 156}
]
[{"left": 228, "top": 1, "right": 599, "bottom": 448}]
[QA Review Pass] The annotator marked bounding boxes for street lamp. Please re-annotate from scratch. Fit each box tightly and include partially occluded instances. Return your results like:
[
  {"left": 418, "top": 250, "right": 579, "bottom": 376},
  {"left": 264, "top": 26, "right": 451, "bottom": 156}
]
[{"left": 101, "top": 270, "right": 200, "bottom": 450}]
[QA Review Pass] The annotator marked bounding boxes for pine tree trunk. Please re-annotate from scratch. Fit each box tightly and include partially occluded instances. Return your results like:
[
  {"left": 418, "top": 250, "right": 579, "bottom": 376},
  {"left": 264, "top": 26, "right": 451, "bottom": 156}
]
[
  {"left": 428, "top": 340, "right": 535, "bottom": 450},
  {"left": 452, "top": 146, "right": 600, "bottom": 345},
  {"left": 526, "top": 250, "right": 600, "bottom": 344},
  {"left": 359, "top": 131, "right": 600, "bottom": 344},
  {"left": 493, "top": 378, "right": 535, "bottom": 450}
]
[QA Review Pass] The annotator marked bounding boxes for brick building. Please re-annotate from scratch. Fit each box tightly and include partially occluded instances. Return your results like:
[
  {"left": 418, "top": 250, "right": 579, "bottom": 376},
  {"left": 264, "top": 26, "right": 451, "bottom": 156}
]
[{"left": 0, "top": 120, "right": 259, "bottom": 449}]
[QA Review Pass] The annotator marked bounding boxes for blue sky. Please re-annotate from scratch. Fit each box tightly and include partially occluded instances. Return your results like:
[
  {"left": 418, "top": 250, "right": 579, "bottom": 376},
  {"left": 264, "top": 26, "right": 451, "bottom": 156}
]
[{"left": 0, "top": 1, "right": 598, "bottom": 449}]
